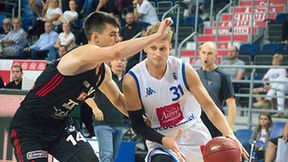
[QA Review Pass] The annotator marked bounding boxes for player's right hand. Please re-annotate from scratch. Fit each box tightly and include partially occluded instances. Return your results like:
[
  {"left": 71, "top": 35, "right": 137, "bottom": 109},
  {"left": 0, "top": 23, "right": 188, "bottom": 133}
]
[
  {"left": 157, "top": 17, "right": 173, "bottom": 39},
  {"left": 162, "top": 129, "right": 186, "bottom": 162}
]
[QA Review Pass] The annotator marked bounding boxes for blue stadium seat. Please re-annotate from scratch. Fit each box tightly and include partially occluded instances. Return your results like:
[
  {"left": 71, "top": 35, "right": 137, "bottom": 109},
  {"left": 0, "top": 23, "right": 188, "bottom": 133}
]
[
  {"left": 235, "top": 129, "right": 253, "bottom": 145},
  {"left": 239, "top": 44, "right": 260, "bottom": 59},
  {"left": 0, "top": 15, "right": 6, "bottom": 27},
  {"left": 114, "top": 141, "right": 135, "bottom": 162},
  {"left": 260, "top": 43, "right": 285, "bottom": 55},
  {"left": 275, "top": 13, "right": 288, "bottom": 23},
  {"left": 270, "top": 121, "right": 286, "bottom": 138}
]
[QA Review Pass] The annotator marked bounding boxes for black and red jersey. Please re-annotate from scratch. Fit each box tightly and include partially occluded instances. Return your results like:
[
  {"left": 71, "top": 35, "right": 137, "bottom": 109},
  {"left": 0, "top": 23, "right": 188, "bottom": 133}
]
[{"left": 10, "top": 61, "right": 105, "bottom": 129}]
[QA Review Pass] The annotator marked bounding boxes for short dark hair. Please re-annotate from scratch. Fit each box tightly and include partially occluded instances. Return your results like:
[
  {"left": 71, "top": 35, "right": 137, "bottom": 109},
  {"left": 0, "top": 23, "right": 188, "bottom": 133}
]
[
  {"left": 12, "top": 64, "right": 23, "bottom": 73},
  {"left": 83, "top": 11, "right": 120, "bottom": 41}
]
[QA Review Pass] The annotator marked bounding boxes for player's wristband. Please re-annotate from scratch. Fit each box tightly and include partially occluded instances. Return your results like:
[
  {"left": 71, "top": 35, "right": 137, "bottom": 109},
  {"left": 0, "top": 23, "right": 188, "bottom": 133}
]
[{"left": 128, "top": 109, "right": 164, "bottom": 144}]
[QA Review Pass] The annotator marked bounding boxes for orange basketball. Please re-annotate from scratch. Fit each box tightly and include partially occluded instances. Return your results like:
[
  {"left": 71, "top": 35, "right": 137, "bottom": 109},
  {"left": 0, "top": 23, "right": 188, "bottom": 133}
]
[{"left": 201, "top": 136, "right": 241, "bottom": 162}]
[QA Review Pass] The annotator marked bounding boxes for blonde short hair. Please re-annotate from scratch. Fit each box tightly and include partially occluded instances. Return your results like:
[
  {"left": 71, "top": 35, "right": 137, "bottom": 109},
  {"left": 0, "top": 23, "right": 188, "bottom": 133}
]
[
  {"left": 273, "top": 54, "right": 283, "bottom": 61},
  {"left": 143, "top": 23, "right": 173, "bottom": 42}
]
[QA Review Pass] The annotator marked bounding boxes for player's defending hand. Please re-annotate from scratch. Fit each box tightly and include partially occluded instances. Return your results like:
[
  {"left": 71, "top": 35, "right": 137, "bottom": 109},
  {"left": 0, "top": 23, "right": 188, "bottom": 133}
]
[
  {"left": 157, "top": 17, "right": 173, "bottom": 39},
  {"left": 162, "top": 129, "right": 186, "bottom": 162},
  {"left": 227, "top": 135, "right": 249, "bottom": 161}
]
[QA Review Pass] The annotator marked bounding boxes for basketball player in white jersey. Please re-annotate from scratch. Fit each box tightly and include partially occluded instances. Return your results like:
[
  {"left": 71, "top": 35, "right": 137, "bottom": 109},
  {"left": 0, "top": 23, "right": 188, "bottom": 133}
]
[{"left": 123, "top": 24, "right": 249, "bottom": 162}]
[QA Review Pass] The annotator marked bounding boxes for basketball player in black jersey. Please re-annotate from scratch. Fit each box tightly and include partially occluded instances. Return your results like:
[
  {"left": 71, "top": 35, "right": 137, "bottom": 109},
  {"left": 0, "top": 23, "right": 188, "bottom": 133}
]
[{"left": 9, "top": 12, "right": 173, "bottom": 162}]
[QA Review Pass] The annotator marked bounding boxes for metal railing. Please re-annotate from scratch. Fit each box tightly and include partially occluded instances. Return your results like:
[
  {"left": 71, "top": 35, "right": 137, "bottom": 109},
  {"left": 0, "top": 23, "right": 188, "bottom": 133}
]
[
  {"left": 216, "top": 65, "right": 288, "bottom": 128},
  {"left": 215, "top": 1, "right": 234, "bottom": 46},
  {"left": 0, "top": 1, "right": 17, "bottom": 18},
  {"left": 176, "top": 0, "right": 200, "bottom": 58},
  {"left": 161, "top": 4, "right": 180, "bottom": 56}
]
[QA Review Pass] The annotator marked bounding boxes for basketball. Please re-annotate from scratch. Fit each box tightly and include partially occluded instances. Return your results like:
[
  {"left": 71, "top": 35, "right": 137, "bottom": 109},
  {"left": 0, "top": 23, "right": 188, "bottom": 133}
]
[{"left": 201, "top": 136, "right": 241, "bottom": 162}]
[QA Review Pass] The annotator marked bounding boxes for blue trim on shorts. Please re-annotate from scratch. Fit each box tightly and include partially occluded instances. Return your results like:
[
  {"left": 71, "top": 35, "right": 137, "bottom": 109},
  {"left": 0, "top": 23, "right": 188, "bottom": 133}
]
[
  {"left": 182, "top": 62, "right": 189, "bottom": 91},
  {"left": 147, "top": 147, "right": 179, "bottom": 162},
  {"left": 128, "top": 71, "right": 141, "bottom": 99}
]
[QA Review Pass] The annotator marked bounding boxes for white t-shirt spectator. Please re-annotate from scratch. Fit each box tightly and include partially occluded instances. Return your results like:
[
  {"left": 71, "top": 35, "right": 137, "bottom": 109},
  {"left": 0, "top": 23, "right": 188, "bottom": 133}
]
[
  {"left": 62, "top": 10, "right": 78, "bottom": 22},
  {"left": 46, "top": 8, "right": 63, "bottom": 19},
  {"left": 137, "top": 0, "right": 159, "bottom": 25},
  {"left": 58, "top": 32, "right": 75, "bottom": 50},
  {"left": 263, "top": 68, "right": 287, "bottom": 89}
]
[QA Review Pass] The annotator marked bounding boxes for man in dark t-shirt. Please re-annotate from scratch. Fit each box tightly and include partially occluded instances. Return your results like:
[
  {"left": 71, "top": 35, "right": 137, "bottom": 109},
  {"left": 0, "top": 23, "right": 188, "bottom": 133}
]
[
  {"left": 120, "top": 11, "right": 144, "bottom": 72},
  {"left": 197, "top": 41, "right": 236, "bottom": 137},
  {"left": 5, "top": 64, "right": 23, "bottom": 89},
  {"left": 9, "top": 12, "right": 172, "bottom": 162}
]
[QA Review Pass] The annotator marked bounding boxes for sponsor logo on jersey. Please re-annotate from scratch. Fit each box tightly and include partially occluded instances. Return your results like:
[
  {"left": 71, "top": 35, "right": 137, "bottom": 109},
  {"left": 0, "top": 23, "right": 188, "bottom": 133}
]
[
  {"left": 83, "top": 80, "right": 91, "bottom": 88},
  {"left": 145, "top": 87, "right": 156, "bottom": 97},
  {"left": 153, "top": 114, "right": 196, "bottom": 131},
  {"left": 156, "top": 102, "right": 184, "bottom": 127},
  {"left": 26, "top": 150, "right": 48, "bottom": 160}
]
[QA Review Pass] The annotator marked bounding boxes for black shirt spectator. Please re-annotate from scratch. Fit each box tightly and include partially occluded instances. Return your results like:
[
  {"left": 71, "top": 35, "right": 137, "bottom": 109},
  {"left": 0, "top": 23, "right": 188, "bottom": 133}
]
[
  {"left": 119, "top": 12, "right": 144, "bottom": 72},
  {"left": 5, "top": 64, "right": 23, "bottom": 89}
]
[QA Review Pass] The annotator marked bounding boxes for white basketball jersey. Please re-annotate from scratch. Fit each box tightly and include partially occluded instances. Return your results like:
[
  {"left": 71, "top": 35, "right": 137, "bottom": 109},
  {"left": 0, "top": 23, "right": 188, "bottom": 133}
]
[{"left": 129, "top": 56, "right": 201, "bottom": 135}]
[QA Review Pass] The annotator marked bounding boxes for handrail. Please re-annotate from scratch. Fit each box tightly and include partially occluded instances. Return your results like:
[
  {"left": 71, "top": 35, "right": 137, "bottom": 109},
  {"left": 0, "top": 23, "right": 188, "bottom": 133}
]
[
  {"left": 249, "top": 0, "right": 255, "bottom": 43},
  {"left": 18, "top": 0, "right": 21, "bottom": 18},
  {"left": 194, "top": 0, "right": 199, "bottom": 61},
  {"left": 0, "top": 1, "right": 17, "bottom": 18},
  {"left": 230, "top": 0, "right": 236, "bottom": 46},
  {"left": 161, "top": 4, "right": 180, "bottom": 56},
  {"left": 215, "top": 1, "right": 234, "bottom": 47},
  {"left": 177, "top": 32, "right": 196, "bottom": 57},
  {"left": 247, "top": 68, "right": 255, "bottom": 129},
  {"left": 209, "top": 0, "right": 214, "bottom": 27}
]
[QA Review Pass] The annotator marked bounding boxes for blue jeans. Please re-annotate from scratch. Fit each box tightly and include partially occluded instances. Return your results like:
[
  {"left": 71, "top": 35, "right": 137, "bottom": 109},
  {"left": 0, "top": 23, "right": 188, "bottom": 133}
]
[{"left": 94, "top": 125, "right": 125, "bottom": 162}]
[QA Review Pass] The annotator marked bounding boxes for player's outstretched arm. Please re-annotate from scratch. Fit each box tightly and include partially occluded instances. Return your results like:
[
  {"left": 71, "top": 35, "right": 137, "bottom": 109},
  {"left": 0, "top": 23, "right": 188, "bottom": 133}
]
[
  {"left": 98, "top": 64, "right": 128, "bottom": 117},
  {"left": 79, "top": 18, "right": 172, "bottom": 63},
  {"left": 123, "top": 74, "right": 186, "bottom": 162},
  {"left": 184, "top": 63, "right": 249, "bottom": 160}
]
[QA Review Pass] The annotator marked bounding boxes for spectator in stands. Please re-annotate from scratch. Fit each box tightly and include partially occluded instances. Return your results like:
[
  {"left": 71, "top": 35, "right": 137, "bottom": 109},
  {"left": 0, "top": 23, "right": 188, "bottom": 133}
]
[
  {"left": 54, "top": 22, "right": 76, "bottom": 51},
  {"left": 265, "top": 120, "right": 288, "bottom": 162},
  {"left": 253, "top": 54, "right": 288, "bottom": 117},
  {"left": 115, "top": 0, "right": 133, "bottom": 13},
  {"left": 197, "top": 41, "right": 236, "bottom": 137},
  {"left": 92, "top": 58, "right": 127, "bottom": 162},
  {"left": 222, "top": 45, "right": 245, "bottom": 93},
  {"left": 0, "top": 18, "right": 12, "bottom": 40},
  {"left": 249, "top": 113, "right": 272, "bottom": 160},
  {"left": 58, "top": 0, "right": 79, "bottom": 26},
  {"left": 29, "top": 0, "right": 63, "bottom": 37},
  {"left": 132, "top": 0, "right": 159, "bottom": 25},
  {"left": 58, "top": 45, "right": 68, "bottom": 58},
  {"left": 0, "top": 18, "right": 27, "bottom": 58},
  {"left": 5, "top": 64, "right": 23, "bottom": 89},
  {"left": 119, "top": 11, "right": 144, "bottom": 71},
  {"left": 80, "top": 0, "right": 99, "bottom": 17},
  {"left": 28, "top": 0, "right": 42, "bottom": 18},
  {"left": 96, "top": 0, "right": 121, "bottom": 19},
  {"left": 21, "top": 21, "right": 58, "bottom": 60}
]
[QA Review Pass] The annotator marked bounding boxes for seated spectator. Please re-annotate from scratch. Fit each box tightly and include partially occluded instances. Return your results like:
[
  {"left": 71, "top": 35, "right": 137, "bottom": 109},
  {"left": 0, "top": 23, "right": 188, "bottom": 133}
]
[
  {"left": 5, "top": 65, "right": 23, "bottom": 89},
  {"left": 58, "top": 45, "right": 68, "bottom": 58},
  {"left": 96, "top": 0, "right": 122, "bottom": 24},
  {"left": 253, "top": 54, "right": 288, "bottom": 117},
  {"left": 80, "top": 0, "right": 99, "bottom": 17},
  {"left": 54, "top": 22, "right": 76, "bottom": 51},
  {"left": 49, "top": 22, "right": 75, "bottom": 61},
  {"left": 0, "top": 18, "right": 12, "bottom": 39},
  {"left": 28, "top": 0, "right": 42, "bottom": 18},
  {"left": 58, "top": 0, "right": 79, "bottom": 25},
  {"left": 29, "top": 0, "right": 63, "bottom": 37},
  {"left": 221, "top": 45, "right": 245, "bottom": 93},
  {"left": 0, "top": 18, "right": 27, "bottom": 58},
  {"left": 119, "top": 11, "right": 144, "bottom": 71},
  {"left": 132, "top": 0, "right": 159, "bottom": 25},
  {"left": 21, "top": 21, "right": 58, "bottom": 60},
  {"left": 249, "top": 113, "right": 272, "bottom": 160},
  {"left": 265, "top": 120, "right": 288, "bottom": 162}
]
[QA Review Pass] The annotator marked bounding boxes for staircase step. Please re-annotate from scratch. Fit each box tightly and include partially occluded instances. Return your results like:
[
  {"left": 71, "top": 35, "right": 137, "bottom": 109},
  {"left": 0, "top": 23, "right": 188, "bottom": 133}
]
[
  {"left": 204, "top": 27, "right": 258, "bottom": 35},
  {"left": 231, "top": 5, "right": 285, "bottom": 13},
  {"left": 222, "top": 13, "right": 276, "bottom": 21},
  {"left": 213, "top": 21, "right": 266, "bottom": 27},
  {"left": 198, "top": 35, "right": 249, "bottom": 42},
  {"left": 239, "top": 0, "right": 287, "bottom": 6}
]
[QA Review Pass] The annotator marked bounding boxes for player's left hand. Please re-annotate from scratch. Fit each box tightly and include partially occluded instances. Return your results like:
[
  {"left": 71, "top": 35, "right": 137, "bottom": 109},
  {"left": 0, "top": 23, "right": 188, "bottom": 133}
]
[{"left": 227, "top": 135, "right": 249, "bottom": 161}]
